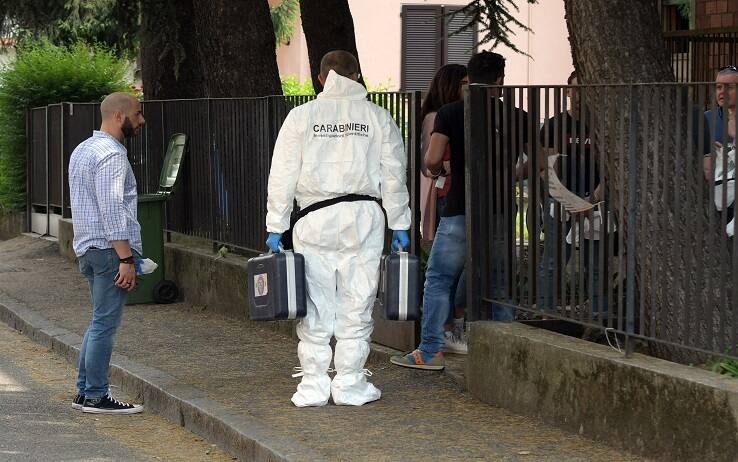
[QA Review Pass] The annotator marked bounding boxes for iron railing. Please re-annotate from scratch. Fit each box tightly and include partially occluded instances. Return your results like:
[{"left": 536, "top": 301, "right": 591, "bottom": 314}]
[
  {"left": 465, "top": 82, "right": 737, "bottom": 362},
  {"left": 26, "top": 92, "right": 424, "bottom": 254},
  {"left": 28, "top": 83, "right": 738, "bottom": 361}
]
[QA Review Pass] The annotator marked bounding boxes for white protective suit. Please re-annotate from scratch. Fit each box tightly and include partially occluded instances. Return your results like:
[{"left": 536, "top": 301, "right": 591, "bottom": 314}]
[{"left": 266, "top": 70, "right": 411, "bottom": 406}]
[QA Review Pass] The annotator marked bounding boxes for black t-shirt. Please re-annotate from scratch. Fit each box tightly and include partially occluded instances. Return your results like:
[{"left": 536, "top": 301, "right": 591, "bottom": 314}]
[
  {"left": 433, "top": 99, "right": 529, "bottom": 217},
  {"left": 540, "top": 112, "right": 599, "bottom": 197}
]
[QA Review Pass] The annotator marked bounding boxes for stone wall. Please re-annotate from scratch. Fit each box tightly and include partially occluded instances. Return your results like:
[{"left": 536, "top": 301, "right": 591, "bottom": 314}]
[
  {"left": 0, "top": 212, "right": 24, "bottom": 241},
  {"left": 468, "top": 321, "right": 738, "bottom": 462}
]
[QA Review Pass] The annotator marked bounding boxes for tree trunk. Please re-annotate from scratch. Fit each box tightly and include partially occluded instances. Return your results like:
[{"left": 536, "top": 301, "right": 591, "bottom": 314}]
[
  {"left": 140, "top": 0, "right": 205, "bottom": 99},
  {"left": 191, "top": 0, "right": 282, "bottom": 97},
  {"left": 565, "top": 0, "right": 732, "bottom": 363},
  {"left": 299, "top": 0, "right": 364, "bottom": 92},
  {"left": 565, "top": 0, "right": 673, "bottom": 85}
]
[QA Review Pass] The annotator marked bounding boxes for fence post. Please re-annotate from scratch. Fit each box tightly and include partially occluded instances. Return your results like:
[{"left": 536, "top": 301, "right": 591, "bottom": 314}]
[
  {"left": 25, "top": 108, "right": 31, "bottom": 232},
  {"left": 410, "top": 90, "right": 422, "bottom": 256},
  {"left": 61, "top": 103, "right": 67, "bottom": 219},
  {"left": 465, "top": 84, "right": 490, "bottom": 322},
  {"left": 206, "top": 98, "right": 219, "bottom": 253},
  {"left": 526, "top": 87, "right": 541, "bottom": 308},
  {"left": 625, "top": 86, "right": 638, "bottom": 358},
  {"left": 44, "top": 105, "right": 50, "bottom": 236}
]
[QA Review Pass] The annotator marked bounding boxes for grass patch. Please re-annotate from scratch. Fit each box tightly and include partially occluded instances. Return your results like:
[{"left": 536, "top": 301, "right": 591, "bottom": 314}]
[{"left": 709, "top": 355, "right": 738, "bottom": 378}]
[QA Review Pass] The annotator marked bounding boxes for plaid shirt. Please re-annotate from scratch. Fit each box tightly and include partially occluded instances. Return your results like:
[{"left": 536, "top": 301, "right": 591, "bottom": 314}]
[{"left": 69, "top": 130, "right": 142, "bottom": 257}]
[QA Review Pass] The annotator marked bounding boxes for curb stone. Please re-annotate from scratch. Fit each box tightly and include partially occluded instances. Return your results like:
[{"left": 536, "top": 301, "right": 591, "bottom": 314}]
[{"left": 0, "top": 291, "right": 328, "bottom": 462}]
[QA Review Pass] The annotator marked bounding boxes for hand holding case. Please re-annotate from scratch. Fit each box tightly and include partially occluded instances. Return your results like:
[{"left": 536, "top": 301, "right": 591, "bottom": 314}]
[
  {"left": 247, "top": 250, "right": 307, "bottom": 320},
  {"left": 380, "top": 250, "right": 420, "bottom": 321}
]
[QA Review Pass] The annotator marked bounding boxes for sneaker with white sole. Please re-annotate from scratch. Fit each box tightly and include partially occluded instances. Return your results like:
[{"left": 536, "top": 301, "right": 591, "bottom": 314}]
[
  {"left": 71, "top": 393, "right": 85, "bottom": 410},
  {"left": 442, "top": 330, "right": 468, "bottom": 355},
  {"left": 82, "top": 392, "right": 144, "bottom": 415},
  {"left": 390, "top": 349, "right": 445, "bottom": 370}
]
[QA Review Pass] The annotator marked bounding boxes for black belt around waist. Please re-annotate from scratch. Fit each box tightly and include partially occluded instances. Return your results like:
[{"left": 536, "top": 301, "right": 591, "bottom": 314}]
[
  {"left": 295, "top": 194, "right": 379, "bottom": 222},
  {"left": 282, "top": 194, "right": 380, "bottom": 250}
]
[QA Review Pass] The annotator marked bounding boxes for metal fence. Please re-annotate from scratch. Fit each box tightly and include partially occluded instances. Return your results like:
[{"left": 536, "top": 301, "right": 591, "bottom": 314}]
[
  {"left": 26, "top": 92, "right": 423, "bottom": 254},
  {"left": 665, "top": 28, "right": 738, "bottom": 82},
  {"left": 465, "top": 82, "right": 738, "bottom": 361},
  {"left": 26, "top": 103, "right": 104, "bottom": 236},
  {"left": 29, "top": 82, "right": 738, "bottom": 361}
]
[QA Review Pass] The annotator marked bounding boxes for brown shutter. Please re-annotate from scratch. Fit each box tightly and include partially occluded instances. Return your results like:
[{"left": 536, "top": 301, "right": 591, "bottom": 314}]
[
  {"left": 401, "top": 5, "right": 443, "bottom": 91},
  {"left": 442, "top": 6, "right": 478, "bottom": 67}
]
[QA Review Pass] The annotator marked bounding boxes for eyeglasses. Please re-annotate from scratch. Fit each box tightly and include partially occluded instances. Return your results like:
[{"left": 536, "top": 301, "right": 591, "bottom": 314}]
[{"left": 719, "top": 65, "right": 738, "bottom": 73}]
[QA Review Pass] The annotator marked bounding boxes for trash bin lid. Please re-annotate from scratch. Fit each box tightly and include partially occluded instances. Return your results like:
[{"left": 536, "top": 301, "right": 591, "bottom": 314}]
[
  {"left": 158, "top": 133, "right": 187, "bottom": 195},
  {"left": 138, "top": 193, "right": 167, "bottom": 203}
]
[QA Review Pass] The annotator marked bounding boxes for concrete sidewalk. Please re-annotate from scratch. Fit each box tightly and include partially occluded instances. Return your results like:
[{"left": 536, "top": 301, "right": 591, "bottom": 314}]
[{"left": 0, "top": 236, "right": 645, "bottom": 461}]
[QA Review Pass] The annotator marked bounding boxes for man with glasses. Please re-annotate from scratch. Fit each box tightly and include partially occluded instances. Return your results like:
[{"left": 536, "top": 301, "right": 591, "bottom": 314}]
[
  {"left": 704, "top": 65, "right": 738, "bottom": 181},
  {"left": 704, "top": 66, "right": 738, "bottom": 236}
]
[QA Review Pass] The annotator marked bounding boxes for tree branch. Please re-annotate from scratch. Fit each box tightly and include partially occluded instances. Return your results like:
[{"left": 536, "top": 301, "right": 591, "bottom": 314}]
[{"left": 447, "top": 0, "right": 538, "bottom": 56}]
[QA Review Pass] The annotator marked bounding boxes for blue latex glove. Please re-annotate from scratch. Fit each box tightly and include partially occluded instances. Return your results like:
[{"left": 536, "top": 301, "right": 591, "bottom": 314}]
[
  {"left": 266, "top": 232, "right": 283, "bottom": 253},
  {"left": 391, "top": 230, "right": 410, "bottom": 252}
]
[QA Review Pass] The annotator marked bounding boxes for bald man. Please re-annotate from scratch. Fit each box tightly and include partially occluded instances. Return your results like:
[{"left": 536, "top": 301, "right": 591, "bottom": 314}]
[{"left": 68, "top": 92, "right": 145, "bottom": 414}]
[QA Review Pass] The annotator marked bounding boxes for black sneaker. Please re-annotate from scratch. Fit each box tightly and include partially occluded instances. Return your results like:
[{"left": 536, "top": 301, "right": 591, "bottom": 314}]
[
  {"left": 82, "top": 393, "right": 144, "bottom": 415},
  {"left": 71, "top": 393, "right": 85, "bottom": 410}
]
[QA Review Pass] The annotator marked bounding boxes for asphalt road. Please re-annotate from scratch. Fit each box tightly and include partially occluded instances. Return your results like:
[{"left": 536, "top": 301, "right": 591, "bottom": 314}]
[{"left": 0, "top": 321, "right": 235, "bottom": 462}]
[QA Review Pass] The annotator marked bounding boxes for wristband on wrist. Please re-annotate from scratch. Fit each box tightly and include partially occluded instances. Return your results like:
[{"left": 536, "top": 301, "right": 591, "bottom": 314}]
[{"left": 119, "top": 255, "right": 135, "bottom": 265}]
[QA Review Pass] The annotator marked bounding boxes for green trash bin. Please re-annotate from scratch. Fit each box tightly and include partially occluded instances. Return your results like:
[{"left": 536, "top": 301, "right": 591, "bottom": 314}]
[{"left": 127, "top": 133, "right": 187, "bottom": 305}]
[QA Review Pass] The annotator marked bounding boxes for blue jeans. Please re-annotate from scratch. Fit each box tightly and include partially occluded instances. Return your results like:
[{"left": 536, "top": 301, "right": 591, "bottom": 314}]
[
  {"left": 419, "top": 216, "right": 514, "bottom": 354},
  {"left": 444, "top": 268, "right": 467, "bottom": 326},
  {"left": 76, "top": 248, "right": 130, "bottom": 398},
  {"left": 538, "top": 206, "right": 608, "bottom": 319},
  {"left": 434, "top": 195, "right": 466, "bottom": 325}
]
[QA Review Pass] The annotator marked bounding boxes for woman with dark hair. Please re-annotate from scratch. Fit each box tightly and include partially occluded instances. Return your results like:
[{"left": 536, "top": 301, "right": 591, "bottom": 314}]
[
  {"left": 420, "top": 63, "right": 468, "bottom": 241},
  {"left": 419, "top": 63, "right": 468, "bottom": 355}
]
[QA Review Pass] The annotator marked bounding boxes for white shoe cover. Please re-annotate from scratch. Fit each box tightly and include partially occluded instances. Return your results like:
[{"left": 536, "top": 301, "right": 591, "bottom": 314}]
[
  {"left": 291, "top": 341, "right": 332, "bottom": 407},
  {"left": 331, "top": 339, "right": 381, "bottom": 406}
]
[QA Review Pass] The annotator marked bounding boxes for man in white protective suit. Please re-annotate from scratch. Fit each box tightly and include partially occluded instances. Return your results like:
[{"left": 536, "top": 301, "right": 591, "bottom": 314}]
[{"left": 264, "top": 50, "right": 411, "bottom": 407}]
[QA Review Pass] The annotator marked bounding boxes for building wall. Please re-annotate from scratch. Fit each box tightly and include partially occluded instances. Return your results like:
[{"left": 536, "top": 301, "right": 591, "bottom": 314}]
[
  {"left": 499, "top": 0, "right": 573, "bottom": 86},
  {"left": 695, "top": 0, "right": 738, "bottom": 29},
  {"left": 276, "top": 0, "right": 574, "bottom": 89}
]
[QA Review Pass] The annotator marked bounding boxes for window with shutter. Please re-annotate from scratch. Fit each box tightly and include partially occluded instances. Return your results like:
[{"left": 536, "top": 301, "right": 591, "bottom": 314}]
[
  {"left": 443, "top": 6, "right": 477, "bottom": 66},
  {"left": 401, "top": 4, "right": 478, "bottom": 91},
  {"left": 401, "top": 5, "right": 442, "bottom": 92}
]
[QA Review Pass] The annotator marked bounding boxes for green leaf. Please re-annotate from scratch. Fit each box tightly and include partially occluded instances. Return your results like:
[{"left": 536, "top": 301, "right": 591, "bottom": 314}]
[
  {"left": 281, "top": 75, "right": 314, "bottom": 96},
  {"left": 271, "top": 0, "right": 300, "bottom": 47},
  {"left": 720, "top": 360, "right": 738, "bottom": 378}
]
